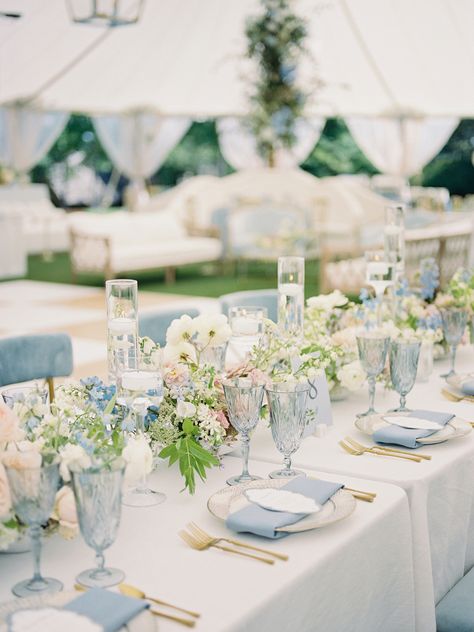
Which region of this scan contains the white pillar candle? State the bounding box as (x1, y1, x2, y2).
(108, 317, 136, 336)
(121, 371, 158, 391)
(384, 225, 402, 236)
(366, 261, 389, 276)
(278, 282, 303, 297)
(232, 317, 259, 336)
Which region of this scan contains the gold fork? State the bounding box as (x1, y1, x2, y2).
(187, 522, 288, 561)
(339, 439, 422, 462)
(345, 437, 432, 461)
(179, 528, 275, 565)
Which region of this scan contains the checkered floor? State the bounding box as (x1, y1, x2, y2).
(0, 281, 219, 381)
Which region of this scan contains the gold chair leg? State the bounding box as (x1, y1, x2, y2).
(46, 377, 55, 403)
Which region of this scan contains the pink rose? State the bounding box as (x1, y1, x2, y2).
(164, 365, 191, 386)
(0, 403, 24, 446)
(0, 462, 12, 519)
(216, 410, 229, 430)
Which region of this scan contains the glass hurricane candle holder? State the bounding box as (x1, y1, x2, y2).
(228, 306, 267, 364)
(278, 256, 305, 340)
(106, 279, 139, 384)
(384, 205, 405, 279)
(365, 250, 395, 326)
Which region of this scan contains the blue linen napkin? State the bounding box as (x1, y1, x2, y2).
(226, 477, 343, 539)
(64, 588, 149, 632)
(374, 409, 454, 449)
(461, 380, 474, 396)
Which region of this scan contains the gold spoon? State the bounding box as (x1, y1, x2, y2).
(119, 582, 201, 619)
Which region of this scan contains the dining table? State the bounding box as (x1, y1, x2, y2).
(243, 345, 474, 632)
(0, 459, 416, 632)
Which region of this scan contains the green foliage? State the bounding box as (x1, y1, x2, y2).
(245, 0, 308, 164)
(159, 421, 219, 494)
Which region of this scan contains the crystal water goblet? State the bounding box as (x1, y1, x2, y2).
(356, 333, 390, 417)
(116, 367, 165, 506)
(200, 342, 228, 375)
(71, 459, 125, 588)
(265, 382, 309, 479)
(439, 307, 468, 378)
(389, 339, 421, 411)
(222, 378, 265, 486)
(4, 460, 63, 597)
(2, 385, 49, 409)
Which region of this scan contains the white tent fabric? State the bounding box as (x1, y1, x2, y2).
(346, 116, 460, 176)
(92, 112, 191, 184)
(0, 105, 68, 174)
(0, 0, 473, 118)
(217, 117, 326, 169)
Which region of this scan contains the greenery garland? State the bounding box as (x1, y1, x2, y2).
(245, 0, 308, 166)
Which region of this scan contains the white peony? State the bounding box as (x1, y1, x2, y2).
(162, 342, 197, 365)
(176, 400, 197, 418)
(59, 444, 91, 482)
(194, 314, 232, 348)
(307, 290, 348, 311)
(122, 436, 153, 483)
(166, 315, 197, 346)
(337, 360, 366, 391)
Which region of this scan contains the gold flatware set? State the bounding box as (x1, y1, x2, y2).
(179, 522, 287, 565)
(339, 437, 431, 463)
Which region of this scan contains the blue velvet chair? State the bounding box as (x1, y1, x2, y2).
(0, 333, 73, 401)
(139, 307, 200, 347)
(436, 567, 474, 631)
(219, 289, 279, 323)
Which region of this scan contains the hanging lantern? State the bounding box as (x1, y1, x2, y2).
(67, 0, 144, 27)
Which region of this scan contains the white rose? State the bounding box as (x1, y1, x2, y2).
(166, 315, 196, 346)
(123, 436, 153, 483)
(59, 444, 91, 482)
(51, 486, 78, 539)
(0, 463, 12, 520)
(176, 400, 197, 418)
(337, 360, 366, 391)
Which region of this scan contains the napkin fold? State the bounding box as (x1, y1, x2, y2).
(374, 409, 454, 449)
(64, 588, 149, 632)
(226, 477, 343, 539)
(460, 380, 474, 396)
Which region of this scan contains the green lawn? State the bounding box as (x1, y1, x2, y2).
(25, 253, 321, 298)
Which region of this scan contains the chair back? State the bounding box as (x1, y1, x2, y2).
(220, 289, 278, 323)
(139, 307, 200, 347)
(0, 334, 73, 394)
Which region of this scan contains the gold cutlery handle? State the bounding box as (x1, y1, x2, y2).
(377, 445, 431, 460)
(148, 596, 200, 618)
(224, 538, 289, 561)
(344, 487, 376, 498)
(150, 608, 196, 627)
(372, 448, 421, 462)
(350, 492, 375, 502)
(213, 543, 275, 564)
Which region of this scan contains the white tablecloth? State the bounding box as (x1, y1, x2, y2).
(0, 460, 416, 632)
(245, 346, 474, 632)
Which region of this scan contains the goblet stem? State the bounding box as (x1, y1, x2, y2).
(399, 394, 407, 411)
(30, 524, 45, 588)
(96, 551, 105, 573)
(284, 455, 292, 472)
(450, 345, 457, 375)
(368, 376, 376, 413)
(240, 432, 250, 479)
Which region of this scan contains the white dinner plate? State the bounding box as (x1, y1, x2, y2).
(0, 591, 156, 632)
(355, 412, 471, 445)
(381, 415, 445, 431)
(207, 479, 356, 533)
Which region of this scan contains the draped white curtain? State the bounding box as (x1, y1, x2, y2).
(0, 105, 69, 176)
(217, 117, 325, 170)
(346, 117, 459, 177)
(93, 111, 191, 186)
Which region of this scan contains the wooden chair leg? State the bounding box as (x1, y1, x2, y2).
(165, 266, 176, 284)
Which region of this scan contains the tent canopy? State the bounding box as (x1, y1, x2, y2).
(0, 0, 473, 118)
